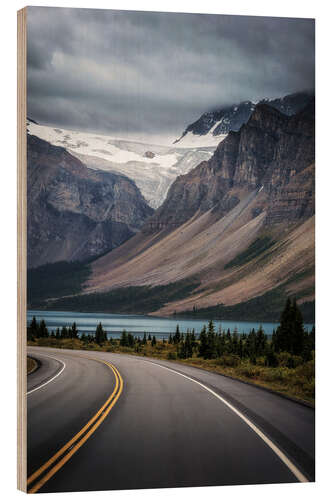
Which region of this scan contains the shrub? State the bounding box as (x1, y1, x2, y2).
(294, 360, 315, 381)
(217, 354, 240, 367)
(262, 367, 288, 383)
(237, 365, 262, 378)
(277, 352, 303, 368)
(265, 350, 279, 367)
(167, 352, 177, 360)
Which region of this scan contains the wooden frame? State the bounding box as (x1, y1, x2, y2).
(17, 7, 27, 493)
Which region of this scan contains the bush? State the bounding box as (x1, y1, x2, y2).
(167, 352, 177, 360)
(265, 350, 279, 367)
(294, 360, 315, 381)
(262, 367, 288, 383)
(217, 354, 240, 367)
(237, 364, 262, 378)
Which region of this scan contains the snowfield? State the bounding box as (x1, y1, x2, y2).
(27, 121, 216, 208)
(173, 120, 227, 148)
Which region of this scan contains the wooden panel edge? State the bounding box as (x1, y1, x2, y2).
(17, 6, 27, 493)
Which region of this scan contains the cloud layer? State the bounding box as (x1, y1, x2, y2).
(27, 7, 315, 140)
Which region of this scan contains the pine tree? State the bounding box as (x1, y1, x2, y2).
(151, 335, 157, 347)
(127, 333, 134, 347)
(174, 325, 181, 344)
(275, 298, 293, 352)
(231, 328, 238, 354)
(291, 298, 306, 355)
(39, 319, 49, 338)
(238, 338, 243, 358)
(206, 320, 217, 359)
(71, 322, 79, 339)
(95, 322, 107, 345)
(184, 332, 193, 358)
(120, 330, 129, 346)
(27, 316, 38, 341)
(275, 298, 306, 355)
(178, 340, 186, 359)
(217, 332, 226, 357)
(191, 329, 196, 349)
(265, 345, 278, 367)
(61, 326, 68, 339)
(199, 325, 208, 358)
(256, 325, 267, 356)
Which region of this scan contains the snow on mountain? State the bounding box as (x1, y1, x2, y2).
(174, 91, 314, 147)
(27, 121, 215, 209)
(172, 127, 227, 148)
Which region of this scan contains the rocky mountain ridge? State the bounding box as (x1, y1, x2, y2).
(80, 99, 315, 318)
(27, 134, 154, 268)
(174, 91, 314, 147)
(148, 100, 314, 231)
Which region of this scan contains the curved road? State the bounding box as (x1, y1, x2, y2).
(27, 347, 315, 493)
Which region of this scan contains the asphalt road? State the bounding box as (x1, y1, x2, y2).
(27, 347, 315, 493)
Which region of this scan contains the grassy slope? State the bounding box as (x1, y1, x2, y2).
(224, 236, 276, 269)
(33, 278, 201, 314)
(27, 225, 314, 322)
(28, 260, 91, 307)
(176, 286, 315, 323)
(32, 277, 314, 323)
(27, 356, 38, 374)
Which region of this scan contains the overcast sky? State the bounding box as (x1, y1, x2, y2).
(27, 7, 315, 141)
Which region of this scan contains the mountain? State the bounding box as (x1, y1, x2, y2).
(174, 91, 314, 148)
(27, 120, 214, 209)
(27, 134, 153, 268)
(67, 100, 314, 320)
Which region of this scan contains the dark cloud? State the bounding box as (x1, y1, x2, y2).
(27, 7, 315, 139)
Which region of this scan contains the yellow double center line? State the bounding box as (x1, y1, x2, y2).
(27, 357, 123, 494)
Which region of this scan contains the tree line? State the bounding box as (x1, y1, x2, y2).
(27, 318, 107, 344)
(172, 298, 315, 365)
(27, 298, 315, 367)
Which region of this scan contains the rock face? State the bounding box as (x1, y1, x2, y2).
(143, 151, 155, 158)
(174, 91, 314, 145)
(49, 98, 315, 318)
(148, 100, 314, 231)
(27, 134, 154, 268)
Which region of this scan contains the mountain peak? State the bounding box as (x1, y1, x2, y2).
(174, 91, 314, 147)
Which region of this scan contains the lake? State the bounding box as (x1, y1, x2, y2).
(27, 310, 314, 339)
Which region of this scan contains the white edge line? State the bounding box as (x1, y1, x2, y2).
(27, 353, 66, 395)
(143, 359, 309, 483)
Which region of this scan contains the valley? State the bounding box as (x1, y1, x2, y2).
(28, 95, 315, 322)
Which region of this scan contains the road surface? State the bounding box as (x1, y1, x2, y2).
(27, 347, 315, 493)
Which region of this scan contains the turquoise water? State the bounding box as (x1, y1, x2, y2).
(27, 310, 313, 339)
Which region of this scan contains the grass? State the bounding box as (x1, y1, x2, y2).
(35, 278, 200, 314)
(28, 337, 315, 406)
(27, 356, 38, 374)
(176, 286, 315, 323)
(224, 236, 276, 269)
(28, 260, 91, 307)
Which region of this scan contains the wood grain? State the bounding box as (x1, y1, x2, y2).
(17, 7, 27, 493)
